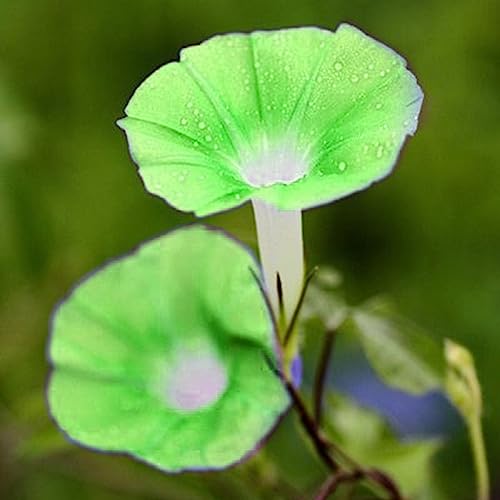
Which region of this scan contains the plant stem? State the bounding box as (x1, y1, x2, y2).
(283, 375, 403, 500)
(283, 377, 338, 471)
(469, 415, 489, 500)
(314, 470, 362, 500)
(313, 329, 336, 425)
(251, 199, 304, 327)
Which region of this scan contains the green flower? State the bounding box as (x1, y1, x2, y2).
(119, 24, 421, 216)
(47, 226, 289, 471)
(118, 23, 423, 345)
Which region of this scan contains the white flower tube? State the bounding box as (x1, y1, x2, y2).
(252, 198, 304, 329)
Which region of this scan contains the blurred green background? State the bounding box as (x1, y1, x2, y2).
(1, 0, 499, 498)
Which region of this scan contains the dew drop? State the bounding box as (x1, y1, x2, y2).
(334, 62, 343, 71)
(205, 134, 212, 142)
(338, 161, 347, 172)
(198, 121, 206, 129)
(375, 102, 383, 110)
(186, 101, 193, 109)
(380, 70, 386, 77)
(350, 74, 359, 83)
(376, 145, 384, 158)
(180, 117, 188, 126)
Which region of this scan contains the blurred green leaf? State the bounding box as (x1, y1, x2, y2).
(348, 298, 445, 395)
(16, 427, 71, 460)
(301, 267, 348, 333)
(324, 393, 441, 498)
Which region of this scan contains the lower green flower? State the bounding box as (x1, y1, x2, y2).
(47, 226, 289, 471)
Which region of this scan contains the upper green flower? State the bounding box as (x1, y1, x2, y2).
(48, 226, 288, 472)
(118, 24, 423, 216)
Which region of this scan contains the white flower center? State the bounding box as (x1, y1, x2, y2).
(165, 346, 227, 412)
(240, 142, 309, 187)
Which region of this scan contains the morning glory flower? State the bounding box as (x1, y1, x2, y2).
(47, 226, 288, 471)
(118, 24, 423, 332)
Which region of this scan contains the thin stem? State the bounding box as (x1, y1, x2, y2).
(364, 469, 403, 500)
(283, 266, 318, 346)
(272, 361, 404, 500)
(283, 377, 338, 471)
(469, 415, 489, 500)
(315, 470, 362, 500)
(313, 329, 336, 425)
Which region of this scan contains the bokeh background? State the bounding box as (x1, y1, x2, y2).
(1, 0, 499, 498)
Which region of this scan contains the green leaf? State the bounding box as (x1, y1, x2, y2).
(48, 226, 289, 472)
(119, 24, 423, 216)
(348, 299, 445, 395)
(324, 393, 441, 498)
(300, 267, 348, 332)
(16, 428, 72, 459)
